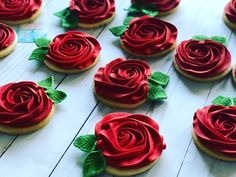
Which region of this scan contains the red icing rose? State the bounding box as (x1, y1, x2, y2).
(0, 23, 15, 50)
(120, 16, 177, 56)
(174, 39, 231, 78)
(0, 81, 53, 128)
(94, 58, 151, 104)
(47, 31, 101, 70)
(0, 0, 42, 21)
(193, 105, 236, 158)
(95, 112, 166, 169)
(224, 0, 236, 23)
(69, 0, 115, 24)
(131, 0, 180, 13)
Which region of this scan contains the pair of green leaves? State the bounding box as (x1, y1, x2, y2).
(212, 96, 236, 106)
(37, 76, 67, 104)
(147, 72, 170, 101)
(74, 135, 106, 177)
(54, 7, 79, 29)
(29, 38, 51, 62)
(125, 0, 158, 17)
(192, 35, 227, 45)
(109, 16, 133, 37)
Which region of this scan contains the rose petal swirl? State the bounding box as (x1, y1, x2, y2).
(121, 16, 177, 55)
(131, 0, 180, 13)
(47, 31, 101, 70)
(95, 112, 166, 169)
(224, 0, 236, 23)
(94, 58, 151, 104)
(0, 0, 42, 21)
(174, 39, 231, 78)
(0, 81, 53, 128)
(193, 105, 236, 158)
(69, 0, 115, 24)
(0, 23, 15, 50)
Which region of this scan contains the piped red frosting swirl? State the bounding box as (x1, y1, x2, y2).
(95, 112, 166, 169)
(94, 58, 151, 104)
(174, 39, 231, 78)
(193, 105, 236, 158)
(224, 0, 236, 23)
(69, 0, 115, 24)
(131, 0, 180, 13)
(47, 31, 101, 70)
(120, 16, 177, 56)
(0, 81, 53, 128)
(0, 23, 16, 50)
(0, 0, 42, 21)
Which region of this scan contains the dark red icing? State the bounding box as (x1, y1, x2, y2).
(0, 81, 53, 128)
(174, 39, 231, 78)
(0, 0, 42, 21)
(69, 0, 115, 24)
(0, 23, 15, 50)
(120, 16, 177, 56)
(193, 105, 236, 158)
(95, 112, 166, 169)
(224, 0, 236, 23)
(47, 31, 101, 70)
(131, 0, 180, 13)
(94, 58, 151, 104)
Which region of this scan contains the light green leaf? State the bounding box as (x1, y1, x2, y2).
(192, 35, 209, 41)
(147, 85, 167, 101)
(212, 96, 234, 106)
(109, 25, 127, 37)
(74, 135, 97, 153)
(34, 38, 51, 48)
(29, 47, 48, 61)
(141, 9, 158, 17)
(46, 89, 67, 104)
(123, 16, 133, 27)
(148, 72, 170, 87)
(210, 36, 227, 45)
(83, 150, 106, 177)
(54, 7, 70, 18)
(37, 76, 54, 90)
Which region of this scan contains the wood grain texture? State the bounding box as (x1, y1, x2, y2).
(0, 0, 236, 177)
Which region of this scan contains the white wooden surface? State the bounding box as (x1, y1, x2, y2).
(0, 0, 236, 177)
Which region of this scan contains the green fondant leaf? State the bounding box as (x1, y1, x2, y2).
(141, 9, 158, 17)
(147, 85, 167, 101)
(74, 135, 97, 153)
(192, 35, 209, 41)
(54, 8, 70, 18)
(37, 76, 54, 90)
(34, 38, 51, 48)
(83, 150, 106, 177)
(212, 96, 234, 106)
(45, 89, 67, 104)
(123, 16, 133, 27)
(149, 72, 170, 87)
(109, 25, 127, 37)
(29, 47, 48, 61)
(210, 36, 227, 45)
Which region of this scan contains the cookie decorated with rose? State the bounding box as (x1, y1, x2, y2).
(0, 76, 66, 135)
(74, 112, 166, 177)
(126, 0, 181, 17)
(173, 35, 232, 82)
(0, 0, 42, 25)
(193, 96, 236, 161)
(94, 58, 170, 109)
(29, 31, 101, 74)
(0, 23, 17, 58)
(224, 0, 236, 30)
(110, 16, 178, 57)
(54, 0, 115, 29)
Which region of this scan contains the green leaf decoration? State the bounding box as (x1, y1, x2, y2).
(123, 16, 133, 27)
(74, 135, 97, 153)
(29, 47, 48, 61)
(46, 89, 67, 104)
(212, 96, 235, 106)
(37, 76, 54, 90)
(148, 72, 170, 87)
(109, 25, 127, 37)
(147, 85, 167, 101)
(192, 35, 227, 45)
(83, 150, 106, 177)
(141, 9, 158, 17)
(34, 38, 51, 48)
(54, 7, 79, 29)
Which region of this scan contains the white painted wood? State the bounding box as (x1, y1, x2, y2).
(0, 0, 236, 177)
